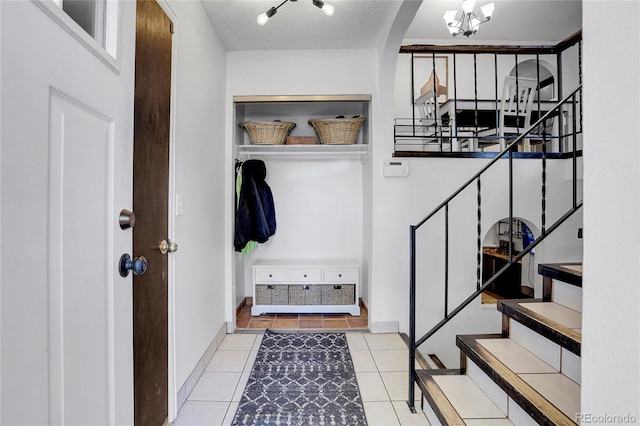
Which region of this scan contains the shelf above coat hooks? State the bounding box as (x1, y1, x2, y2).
(237, 144, 368, 161)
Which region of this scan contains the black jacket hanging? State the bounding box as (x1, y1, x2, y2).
(234, 159, 276, 252)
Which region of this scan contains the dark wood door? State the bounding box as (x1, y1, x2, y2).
(133, 1, 172, 424)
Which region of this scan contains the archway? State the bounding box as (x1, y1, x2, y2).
(481, 217, 539, 303)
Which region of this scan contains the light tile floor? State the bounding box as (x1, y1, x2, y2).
(172, 332, 431, 426)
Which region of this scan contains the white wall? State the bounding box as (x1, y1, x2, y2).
(238, 158, 363, 266)
(582, 1, 640, 419)
(166, 0, 228, 407)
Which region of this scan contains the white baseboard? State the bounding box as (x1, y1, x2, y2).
(370, 321, 399, 333)
(176, 322, 228, 411)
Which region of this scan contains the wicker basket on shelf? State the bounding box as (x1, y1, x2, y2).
(240, 121, 296, 145)
(308, 116, 366, 145)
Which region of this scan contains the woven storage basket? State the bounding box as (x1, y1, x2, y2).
(321, 284, 355, 305)
(256, 285, 288, 305)
(240, 121, 296, 145)
(288, 285, 322, 305)
(308, 117, 366, 145)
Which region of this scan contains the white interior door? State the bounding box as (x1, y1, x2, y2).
(1, 1, 136, 424)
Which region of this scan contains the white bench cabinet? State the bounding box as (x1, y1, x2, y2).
(251, 259, 360, 316)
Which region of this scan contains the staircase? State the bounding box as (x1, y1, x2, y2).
(417, 263, 582, 425)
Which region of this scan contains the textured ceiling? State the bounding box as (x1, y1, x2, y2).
(201, 0, 582, 51)
(201, 0, 402, 51)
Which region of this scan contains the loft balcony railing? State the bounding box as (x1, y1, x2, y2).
(395, 31, 582, 156)
(407, 84, 583, 411)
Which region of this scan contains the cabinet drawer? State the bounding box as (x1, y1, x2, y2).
(255, 269, 287, 282)
(321, 284, 355, 305)
(324, 269, 356, 283)
(255, 285, 289, 305)
(289, 269, 321, 282)
(288, 285, 322, 305)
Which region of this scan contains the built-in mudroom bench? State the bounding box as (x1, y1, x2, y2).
(251, 259, 360, 316)
(232, 94, 370, 326)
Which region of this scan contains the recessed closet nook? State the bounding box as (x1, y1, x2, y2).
(233, 95, 371, 325)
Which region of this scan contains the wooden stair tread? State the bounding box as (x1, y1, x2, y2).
(416, 370, 510, 425)
(464, 419, 515, 426)
(520, 373, 581, 423)
(499, 299, 582, 355)
(472, 338, 558, 374)
(456, 334, 579, 425)
(416, 370, 465, 425)
(538, 263, 582, 287)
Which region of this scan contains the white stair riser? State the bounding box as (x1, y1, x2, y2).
(562, 348, 581, 385)
(467, 361, 508, 415)
(510, 321, 561, 370)
(507, 396, 539, 425)
(466, 360, 538, 425)
(421, 394, 443, 426)
(553, 280, 582, 312)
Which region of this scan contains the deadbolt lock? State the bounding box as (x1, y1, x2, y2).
(119, 209, 136, 230)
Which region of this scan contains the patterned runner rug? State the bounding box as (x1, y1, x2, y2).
(232, 330, 368, 425)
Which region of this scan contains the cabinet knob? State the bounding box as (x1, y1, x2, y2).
(338, 273, 342, 277)
(303, 274, 307, 277)
(269, 274, 273, 277)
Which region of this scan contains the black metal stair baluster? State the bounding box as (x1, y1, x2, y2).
(543, 119, 548, 234)
(474, 54, 479, 136)
(432, 52, 440, 151)
(536, 54, 541, 140)
(444, 203, 449, 318)
(408, 225, 417, 413)
(572, 92, 578, 208)
(493, 53, 498, 150)
(578, 40, 583, 133)
(453, 53, 458, 146)
(411, 53, 416, 140)
(509, 145, 514, 263)
(514, 54, 520, 137)
(477, 177, 482, 290)
(557, 50, 565, 153)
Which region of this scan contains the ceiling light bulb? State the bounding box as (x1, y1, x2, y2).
(481, 2, 495, 19)
(257, 7, 277, 26)
(257, 13, 270, 25)
(470, 17, 481, 31)
(461, 0, 476, 14)
(321, 2, 334, 16)
(443, 10, 458, 25)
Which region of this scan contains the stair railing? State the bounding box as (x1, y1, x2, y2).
(408, 85, 583, 412)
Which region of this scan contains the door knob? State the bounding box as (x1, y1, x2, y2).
(119, 254, 147, 277)
(158, 239, 178, 255)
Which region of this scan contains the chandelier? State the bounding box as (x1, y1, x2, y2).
(443, 0, 495, 37)
(257, 0, 335, 26)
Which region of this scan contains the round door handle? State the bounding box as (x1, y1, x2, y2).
(159, 239, 179, 255)
(119, 254, 147, 277)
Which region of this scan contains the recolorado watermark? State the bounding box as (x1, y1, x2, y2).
(576, 413, 638, 424)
